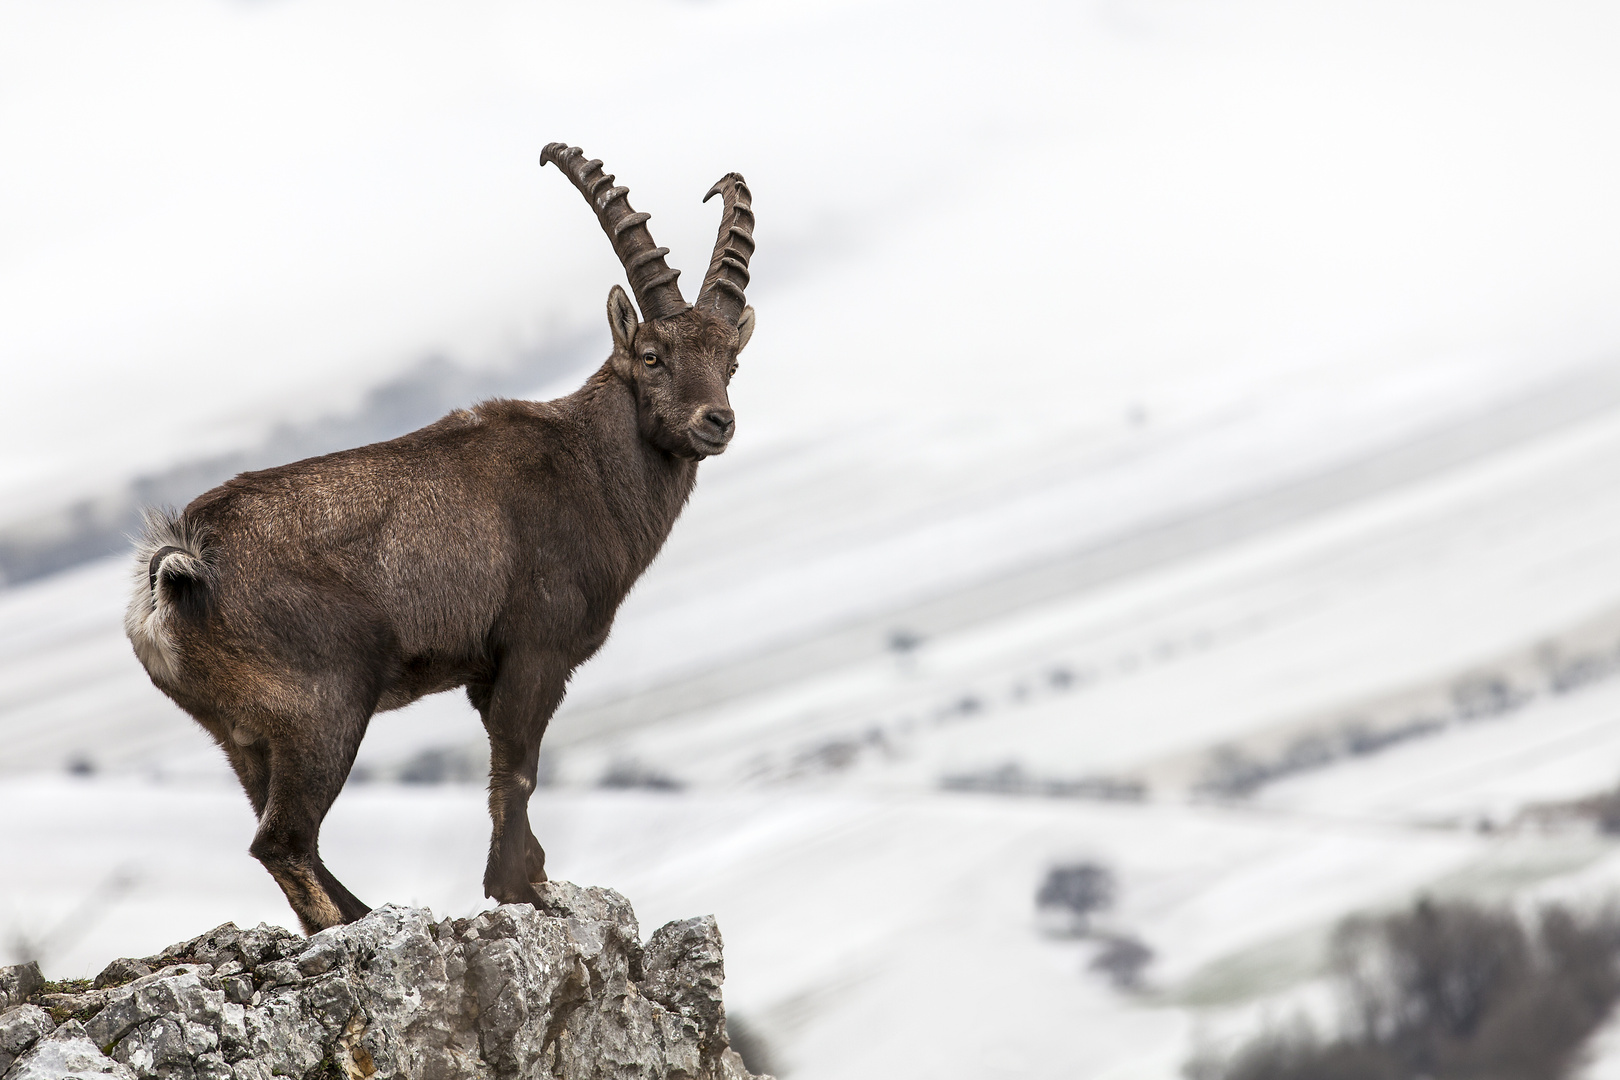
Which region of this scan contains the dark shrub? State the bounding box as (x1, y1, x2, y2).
(597, 760, 684, 791)
(1340, 898, 1532, 1043)
(398, 745, 485, 785)
(1036, 862, 1115, 936)
(1200, 1028, 1403, 1080)
(1192, 898, 1620, 1080)
(1090, 933, 1155, 991)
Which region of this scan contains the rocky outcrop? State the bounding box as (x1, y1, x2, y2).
(0, 965, 43, 1015)
(0, 882, 767, 1080)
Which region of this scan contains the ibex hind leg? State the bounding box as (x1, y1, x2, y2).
(221, 739, 271, 817)
(471, 653, 566, 907)
(247, 713, 373, 934)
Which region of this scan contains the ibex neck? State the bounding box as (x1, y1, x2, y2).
(571, 364, 699, 565)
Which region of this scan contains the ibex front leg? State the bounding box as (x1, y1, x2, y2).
(474, 651, 567, 907)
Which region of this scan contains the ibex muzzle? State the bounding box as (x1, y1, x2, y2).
(124, 143, 756, 934)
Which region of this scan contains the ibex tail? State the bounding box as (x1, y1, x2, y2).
(125, 508, 214, 685)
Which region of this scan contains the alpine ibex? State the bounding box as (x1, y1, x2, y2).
(124, 144, 756, 933)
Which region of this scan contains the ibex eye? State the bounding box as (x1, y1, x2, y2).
(643, 353, 659, 367)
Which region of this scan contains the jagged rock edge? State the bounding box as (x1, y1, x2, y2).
(0, 882, 769, 1080)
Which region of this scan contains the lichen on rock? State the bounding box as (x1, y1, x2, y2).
(0, 882, 768, 1080)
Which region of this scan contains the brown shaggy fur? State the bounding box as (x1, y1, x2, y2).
(127, 280, 754, 933)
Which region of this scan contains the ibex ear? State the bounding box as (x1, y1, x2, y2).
(607, 285, 639, 355)
(736, 306, 756, 353)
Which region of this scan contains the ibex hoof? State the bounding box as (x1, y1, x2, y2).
(487, 882, 546, 908)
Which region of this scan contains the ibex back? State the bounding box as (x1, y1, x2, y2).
(124, 144, 757, 933)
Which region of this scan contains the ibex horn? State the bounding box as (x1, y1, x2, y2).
(541, 143, 689, 321)
(696, 173, 755, 324)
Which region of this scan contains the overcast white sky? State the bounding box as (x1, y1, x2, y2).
(4, 0, 1620, 520)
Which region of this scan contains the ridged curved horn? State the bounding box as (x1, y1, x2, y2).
(541, 143, 688, 320)
(696, 172, 755, 324)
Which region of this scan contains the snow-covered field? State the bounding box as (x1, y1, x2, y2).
(9, 1, 1620, 1077)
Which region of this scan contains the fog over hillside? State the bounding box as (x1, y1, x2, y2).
(8, 2, 1620, 1077)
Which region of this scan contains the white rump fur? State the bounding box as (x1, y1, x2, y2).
(125, 507, 212, 685)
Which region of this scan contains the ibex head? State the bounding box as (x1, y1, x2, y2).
(542, 144, 756, 460)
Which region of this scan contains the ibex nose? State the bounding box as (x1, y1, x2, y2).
(703, 408, 735, 438)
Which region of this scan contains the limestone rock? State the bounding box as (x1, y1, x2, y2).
(0, 883, 770, 1080)
(0, 1005, 56, 1075)
(2, 1020, 137, 1079)
(643, 918, 728, 1063)
(0, 964, 44, 1013)
(92, 962, 151, 992)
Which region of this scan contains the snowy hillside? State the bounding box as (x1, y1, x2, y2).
(9, 2, 1620, 1078)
